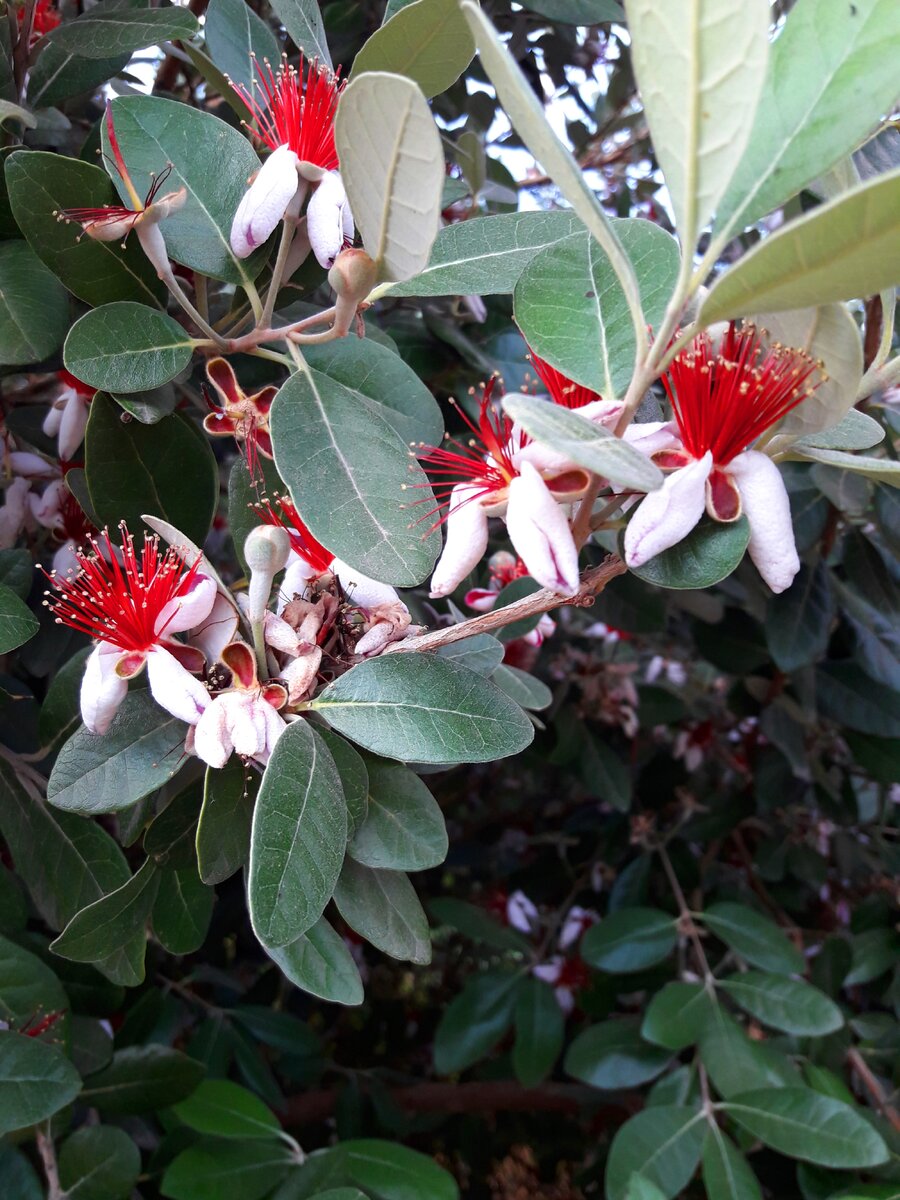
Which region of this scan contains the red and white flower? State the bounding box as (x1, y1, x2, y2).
(193, 641, 286, 768)
(624, 323, 823, 593)
(203, 357, 276, 473)
(30, 479, 95, 578)
(58, 106, 186, 278)
(45, 527, 215, 734)
(465, 551, 555, 647)
(42, 370, 93, 463)
(230, 57, 352, 268)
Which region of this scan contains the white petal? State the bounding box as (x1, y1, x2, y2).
(229, 694, 268, 759)
(52, 540, 80, 579)
(505, 462, 580, 595)
(532, 958, 563, 985)
(42, 397, 65, 438)
(190, 590, 240, 664)
(331, 558, 400, 610)
(429, 485, 490, 599)
(155, 575, 217, 637)
(57, 393, 89, 461)
(8, 451, 57, 479)
(80, 643, 130, 735)
(136, 222, 170, 279)
(29, 479, 66, 530)
(728, 450, 800, 594)
(355, 622, 394, 656)
(623, 419, 681, 457)
(193, 696, 234, 769)
(507, 889, 538, 932)
(0, 477, 31, 549)
(307, 171, 352, 269)
(277, 553, 321, 613)
(230, 145, 300, 259)
(578, 398, 625, 429)
(146, 645, 209, 725)
(623, 452, 712, 569)
(259, 703, 286, 763)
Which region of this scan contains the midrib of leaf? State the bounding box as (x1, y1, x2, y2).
(640, 1110, 706, 1180)
(373, 87, 415, 267)
(682, 0, 701, 251)
(724, 1100, 859, 1149)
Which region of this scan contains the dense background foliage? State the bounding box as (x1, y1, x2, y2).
(1, 0, 899, 1198)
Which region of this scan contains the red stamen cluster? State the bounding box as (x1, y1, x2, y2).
(529, 350, 601, 410)
(235, 56, 343, 168)
(257, 496, 333, 573)
(57, 369, 95, 398)
(18, 0, 60, 42)
(60, 164, 174, 236)
(45, 525, 203, 652)
(414, 379, 520, 529)
(663, 322, 823, 466)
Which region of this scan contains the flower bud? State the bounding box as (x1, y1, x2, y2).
(328, 248, 378, 337)
(245, 525, 291, 622)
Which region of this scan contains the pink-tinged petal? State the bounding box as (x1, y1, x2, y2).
(355, 622, 393, 656)
(727, 450, 800, 594)
(29, 478, 66, 530)
(623, 419, 681, 458)
(81, 643, 129, 734)
(464, 588, 498, 613)
(8, 451, 58, 479)
(307, 170, 351, 269)
(190, 590, 239, 664)
(578, 398, 625, 429)
(230, 145, 300, 258)
(146, 645, 210, 725)
(277, 552, 324, 612)
(193, 695, 234, 769)
(42, 398, 65, 438)
(505, 462, 580, 596)
(0, 477, 31, 549)
(155, 574, 217, 637)
(429, 485, 490, 599)
(206, 357, 242, 406)
(281, 648, 322, 703)
(532, 958, 563, 986)
(229, 693, 268, 759)
(507, 889, 538, 932)
(263, 610, 304, 655)
(331, 558, 400, 610)
(623, 451, 712, 569)
(221, 640, 258, 689)
(160, 639, 206, 674)
(136, 222, 170, 278)
(259, 702, 286, 762)
(513, 438, 578, 474)
(57, 393, 89, 462)
(203, 413, 239, 438)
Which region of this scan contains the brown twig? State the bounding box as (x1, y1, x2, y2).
(385, 556, 627, 655)
(36, 1126, 62, 1200)
(847, 1047, 900, 1134)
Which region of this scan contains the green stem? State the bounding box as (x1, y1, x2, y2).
(260, 216, 297, 330)
(163, 271, 228, 348)
(252, 617, 269, 681)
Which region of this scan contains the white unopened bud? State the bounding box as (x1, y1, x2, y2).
(245, 526, 291, 622)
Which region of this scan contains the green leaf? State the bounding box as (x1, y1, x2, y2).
(701, 1129, 762, 1200)
(47, 2, 199, 57)
(702, 901, 804, 975)
(0, 758, 131, 933)
(436, 634, 505, 676)
(143, 783, 201, 869)
(627, 516, 751, 590)
(512, 977, 565, 1086)
(85, 397, 217, 545)
(699, 1013, 799, 1099)
(26, 42, 130, 109)
(47, 691, 189, 816)
(845, 927, 900, 985)
(627, 0, 769, 254)
(266, 916, 365, 1006)
(204, 0, 279, 91)
(312, 654, 534, 764)
(0, 1142, 44, 1199)
(335, 71, 443, 283)
(105, 95, 266, 285)
(761, 305, 864, 441)
(513, 221, 680, 401)
(58, 1125, 141, 1200)
(173, 1079, 281, 1140)
(348, 758, 447, 871)
(428, 897, 531, 953)
(794, 446, 900, 484)
(764, 562, 834, 672)
(581, 907, 677, 974)
(82, 1045, 204, 1114)
(38, 647, 91, 753)
(605, 1106, 707, 1200)
(502, 394, 664, 492)
(4, 151, 164, 307)
(433, 970, 520, 1074)
(701, 169, 900, 322)
(65, 304, 193, 393)
(333, 859, 431, 964)
(152, 866, 214, 955)
(352, 0, 473, 98)
(715, 0, 900, 237)
(723, 1088, 889, 1168)
(383, 210, 584, 298)
(642, 982, 719, 1051)
(270, 366, 440, 586)
(524, 0, 622, 22)
(269, 0, 330, 66)
(0, 585, 38, 654)
(0, 240, 69, 366)
(0, 1033, 82, 1136)
(718, 971, 844, 1035)
(816, 663, 900, 737)
(490, 664, 552, 712)
(51, 858, 160, 987)
(303, 336, 444, 447)
(161, 1139, 293, 1200)
(564, 1019, 671, 1090)
(249, 721, 346, 949)
(316, 729, 368, 838)
(338, 1140, 459, 1200)
(624, 1179, 667, 1200)
(790, 408, 884, 453)
(197, 761, 254, 885)
(0, 934, 69, 1034)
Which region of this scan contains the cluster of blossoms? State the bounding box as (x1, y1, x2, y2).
(44, 509, 418, 768)
(500, 890, 599, 1013)
(420, 324, 823, 606)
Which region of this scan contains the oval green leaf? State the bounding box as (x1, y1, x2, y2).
(46, 2, 199, 58)
(351, 0, 474, 99)
(332, 858, 431, 964)
(565, 1019, 672, 1091)
(0, 1034, 82, 1136)
(718, 971, 844, 1036)
(581, 907, 677, 974)
(702, 901, 804, 975)
(348, 757, 447, 871)
(0, 240, 69, 366)
(627, 516, 751, 591)
(605, 1106, 707, 1200)
(265, 916, 365, 1007)
(64, 303, 193, 393)
(723, 1088, 888, 1168)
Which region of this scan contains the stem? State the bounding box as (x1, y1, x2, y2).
(252, 617, 269, 681)
(244, 279, 264, 324)
(36, 1126, 62, 1200)
(384, 557, 627, 655)
(858, 353, 900, 402)
(657, 843, 714, 986)
(261, 215, 298, 330)
(570, 474, 603, 550)
(194, 272, 209, 323)
(162, 271, 228, 348)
